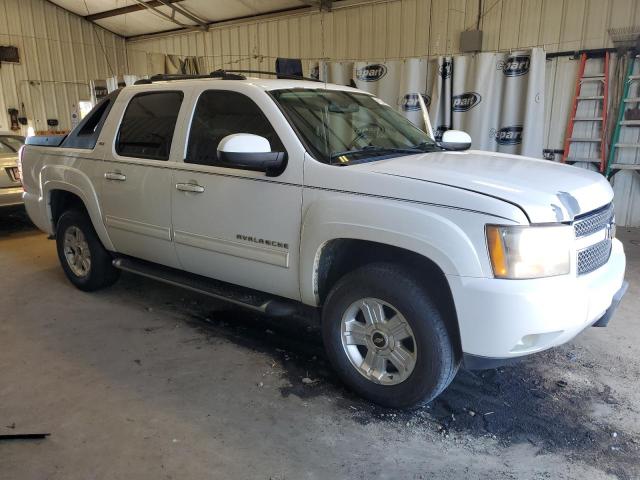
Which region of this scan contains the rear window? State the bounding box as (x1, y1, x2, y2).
(0, 135, 24, 153)
(116, 91, 183, 160)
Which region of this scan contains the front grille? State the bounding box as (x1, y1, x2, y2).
(573, 203, 614, 238)
(577, 239, 612, 275)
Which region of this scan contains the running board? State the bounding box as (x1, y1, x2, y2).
(112, 257, 298, 317)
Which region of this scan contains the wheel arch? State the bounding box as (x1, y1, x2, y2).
(44, 172, 114, 251)
(300, 197, 485, 303)
(310, 238, 462, 357)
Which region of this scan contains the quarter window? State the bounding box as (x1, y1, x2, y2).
(186, 90, 284, 166)
(62, 89, 120, 149)
(78, 99, 111, 137)
(116, 91, 183, 160)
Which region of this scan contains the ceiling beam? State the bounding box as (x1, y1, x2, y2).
(131, 0, 206, 31)
(156, 0, 208, 28)
(85, 0, 184, 22)
(125, 0, 371, 41)
(126, 4, 312, 40)
(298, 0, 332, 11)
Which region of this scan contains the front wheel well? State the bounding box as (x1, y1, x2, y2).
(316, 239, 461, 356)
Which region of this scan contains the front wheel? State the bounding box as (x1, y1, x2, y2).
(322, 263, 459, 409)
(56, 209, 120, 291)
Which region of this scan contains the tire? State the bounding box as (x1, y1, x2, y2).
(55, 209, 120, 291)
(322, 262, 459, 409)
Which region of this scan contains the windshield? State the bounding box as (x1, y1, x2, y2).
(271, 89, 438, 165)
(0, 135, 25, 154)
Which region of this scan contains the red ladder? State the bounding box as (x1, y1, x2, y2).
(562, 52, 610, 172)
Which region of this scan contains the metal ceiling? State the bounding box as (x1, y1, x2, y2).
(47, 0, 330, 38)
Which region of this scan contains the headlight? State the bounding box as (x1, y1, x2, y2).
(486, 224, 572, 279)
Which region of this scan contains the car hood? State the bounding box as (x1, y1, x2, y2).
(354, 150, 613, 223)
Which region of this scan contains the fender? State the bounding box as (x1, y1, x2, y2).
(299, 195, 487, 306)
(41, 164, 115, 251)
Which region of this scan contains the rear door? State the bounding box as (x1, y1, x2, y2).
(171, 87, 304, 300)
(97, 89, 187, 268)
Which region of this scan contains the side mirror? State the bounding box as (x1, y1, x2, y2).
(438, 130, 472, 151)
(217, 133, 287, 177)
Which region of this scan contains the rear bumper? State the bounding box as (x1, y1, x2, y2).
(0, 186, 23, 207)
(448, 238, 626, 359)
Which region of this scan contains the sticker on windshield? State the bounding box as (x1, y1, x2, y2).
(355, 124, 385, 138)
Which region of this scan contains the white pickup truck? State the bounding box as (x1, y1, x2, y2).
(19, 71, 627, 408)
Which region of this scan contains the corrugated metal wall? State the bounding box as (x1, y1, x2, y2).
(5, 0, 640, 133)
(0, 0, 127, 133)
(126, 0, 640, 75)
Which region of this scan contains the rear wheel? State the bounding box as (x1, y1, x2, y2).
(56, 209, 119, 291)
(322, 263, 459, 408)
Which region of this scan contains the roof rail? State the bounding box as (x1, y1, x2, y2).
(131, 69, 320, 85)
(133, 71, 246, 85)
(220, 69, 321, 82)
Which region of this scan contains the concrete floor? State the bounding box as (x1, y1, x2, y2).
(1, 207, 639, 480)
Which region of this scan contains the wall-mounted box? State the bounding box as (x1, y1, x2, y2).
(460, 30, 483, 52)
(0, 46, 19, 63)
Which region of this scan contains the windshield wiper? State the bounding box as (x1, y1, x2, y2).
(412, 141, 443, 151)
(330, 145, 424, 163)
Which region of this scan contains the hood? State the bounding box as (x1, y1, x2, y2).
(354, 150, 613, 223)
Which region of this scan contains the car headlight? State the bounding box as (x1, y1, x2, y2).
(485, 224, 572, 279)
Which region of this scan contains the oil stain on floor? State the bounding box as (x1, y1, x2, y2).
(177, 306, 639, 480)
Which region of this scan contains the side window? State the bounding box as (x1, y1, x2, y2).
(186, 90, 285, 166)
(116, 91, 183, 160)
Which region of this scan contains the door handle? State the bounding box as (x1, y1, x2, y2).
(104, 172, 126, 181)
(175, 183, 205, 193)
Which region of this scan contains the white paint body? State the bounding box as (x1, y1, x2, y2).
(20, 78, 626, 360)
(218, 133, 271, 153)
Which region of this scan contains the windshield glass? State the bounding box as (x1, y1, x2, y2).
(271, 89, 438, 165)
(0, 135, 25, 154)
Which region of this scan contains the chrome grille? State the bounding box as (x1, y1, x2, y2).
(573, 203, 614, 238)
(577, 239, 612, 275)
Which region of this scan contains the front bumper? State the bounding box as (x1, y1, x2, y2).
(0, 186, 23, 207)
(462, 280, 628, 369)
(447, 238, 626, 360)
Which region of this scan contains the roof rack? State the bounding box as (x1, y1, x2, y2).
(221, 69, 321, 82)
(133, 69, 320, 85)
(133, 71, 245, 85)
